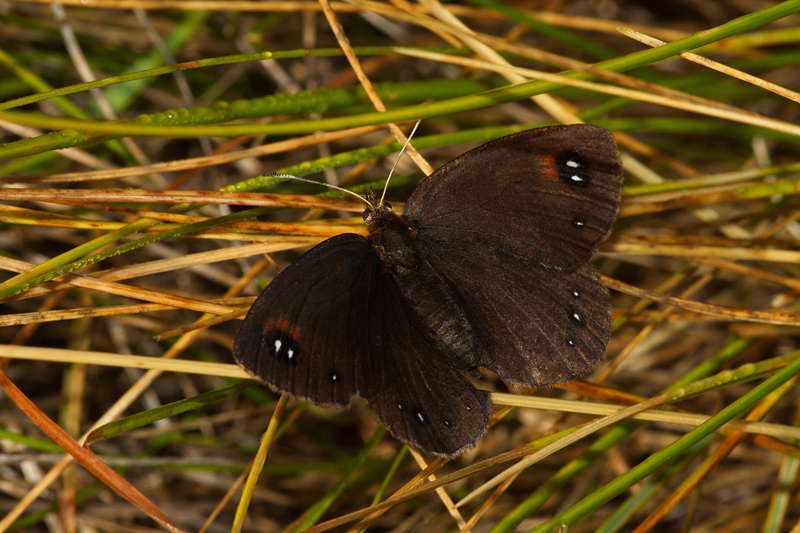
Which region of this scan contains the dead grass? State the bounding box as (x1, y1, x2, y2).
(2, 1, 800, 532)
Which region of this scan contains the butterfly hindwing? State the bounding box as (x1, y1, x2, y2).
(420, 242, 612, 386)
(365, 266, 491, 456)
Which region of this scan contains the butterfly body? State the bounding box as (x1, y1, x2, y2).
(364, 194, 483, 374)
(234, 124, 623, 456)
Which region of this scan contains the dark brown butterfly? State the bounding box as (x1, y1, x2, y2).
(234, 124, 623, 456)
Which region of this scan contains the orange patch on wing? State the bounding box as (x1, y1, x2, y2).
(270, 317, 303, 343)
(538, 153, 560, 182)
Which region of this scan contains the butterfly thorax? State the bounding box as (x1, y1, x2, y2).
(363, 202, 420, 269)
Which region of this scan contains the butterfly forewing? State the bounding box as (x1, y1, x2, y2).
(233, 234, 381, 406)
(421, 241, 612, 386)
(404, 125, 622, 269)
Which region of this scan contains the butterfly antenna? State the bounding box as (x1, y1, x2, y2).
(262, 172, 373, 208)
(379, 120, 422, 207)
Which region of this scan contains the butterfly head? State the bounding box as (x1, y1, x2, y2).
(362, 188, 395, 232)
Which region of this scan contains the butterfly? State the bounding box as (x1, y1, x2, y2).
(233, 124, 623, 457)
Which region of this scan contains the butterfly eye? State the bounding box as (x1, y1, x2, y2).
(384, 202, 392, 211)
(362, 209, 370, 221)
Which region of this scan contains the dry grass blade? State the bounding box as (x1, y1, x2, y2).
(603, 275, 800, 326)
(0, 371, 188, 533)
(456, 396, 669, 508)
(619, 28, 800, 104)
